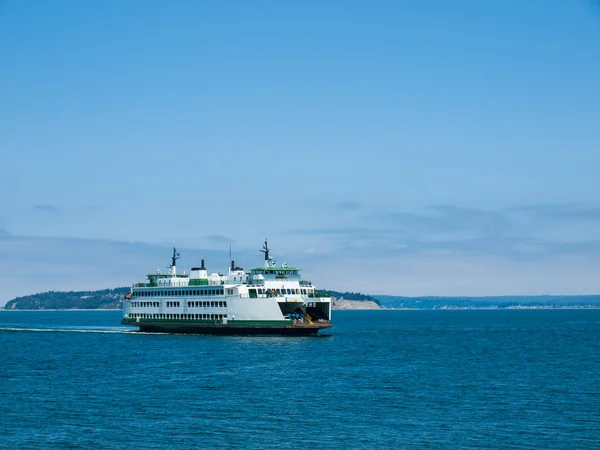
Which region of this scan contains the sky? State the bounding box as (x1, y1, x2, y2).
(1, 0, 600, 305)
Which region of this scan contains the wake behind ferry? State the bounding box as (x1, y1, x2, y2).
(122, 241, 332, 335)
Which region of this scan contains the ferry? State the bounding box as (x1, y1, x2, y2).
(121, 240, 332, 335)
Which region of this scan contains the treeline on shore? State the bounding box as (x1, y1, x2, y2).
(4, 288, 130, 310)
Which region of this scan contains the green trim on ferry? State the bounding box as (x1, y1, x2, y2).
(145, 274, 189, 278)
(189, 279, 209, 286)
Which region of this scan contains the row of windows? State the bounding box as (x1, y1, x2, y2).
(259, 288, 310, 295)
(133, 288, 224, 298)
(130, 313, 227, 320)
(130, 301, 227, 308)
(132, 302, 160, 308)
(251, 270, 299, 275)
(188, 301, 227, 308)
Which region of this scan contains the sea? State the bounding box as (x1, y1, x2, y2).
(1, 309, 599, 449)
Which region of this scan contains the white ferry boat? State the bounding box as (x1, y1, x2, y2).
(122, 241, 332, 335)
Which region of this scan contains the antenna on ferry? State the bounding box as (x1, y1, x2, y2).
(170, 247, 181, 275)
(260, 239, 270, 268)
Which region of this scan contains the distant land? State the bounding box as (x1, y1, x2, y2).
(3, 288, 129, 310)
(2, 289, 599, 310)
(2, 288, 379, 310)
(375, 295, 600, 309)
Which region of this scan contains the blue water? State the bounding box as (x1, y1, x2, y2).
(1, 310, 599, 449)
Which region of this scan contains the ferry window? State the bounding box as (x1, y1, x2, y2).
(224, 301, 227, 307)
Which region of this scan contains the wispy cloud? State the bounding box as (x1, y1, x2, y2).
(333, 201, 363, 211)
(291, 203, 600, 260)
(33, 204, 58, 213)
(509, 203, 600, 221)
(206, 234, 235, 245)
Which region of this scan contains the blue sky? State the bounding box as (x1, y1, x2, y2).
(1, 0, 600, 305)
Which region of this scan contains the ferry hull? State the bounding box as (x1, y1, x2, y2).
(122, 319, 331, 336)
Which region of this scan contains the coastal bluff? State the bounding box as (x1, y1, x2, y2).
(332, 298, 382, 310)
